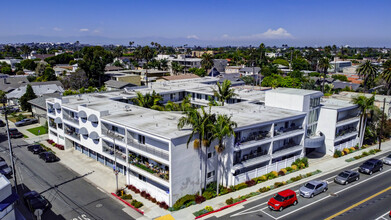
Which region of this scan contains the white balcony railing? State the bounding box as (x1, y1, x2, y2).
(127, 138, 169, 161)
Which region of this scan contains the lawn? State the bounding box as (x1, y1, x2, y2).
(27, 126, 48, 136)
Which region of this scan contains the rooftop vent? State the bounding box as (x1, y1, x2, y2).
(125, 105, 131, 111)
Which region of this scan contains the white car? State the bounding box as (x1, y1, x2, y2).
(383, 154, 391, 165)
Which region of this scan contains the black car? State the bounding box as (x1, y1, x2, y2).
(15, 118, 38, 127)
(0, 119, 5, 127)
(359, 159, 383, 175)
(1, 107, 19, 114)
(27, 144, 45, 154)
(334, 170, 360, 185)
(0, 161, 13, 178)
(23, 191, 50, 213)
(7, 128, 23, 138)
(39, 152, 57, 162)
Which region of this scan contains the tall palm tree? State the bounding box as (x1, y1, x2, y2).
(318, 57, 331, 93)
(211, 114, 237, 195)
(177, 107, 213, 195)
(212, 80, 237, 106)
(201, 53, 214, 75)
(356, 60, 379, 92)
(380, 60, 391, 95)
(171, 62, 184, 75)
(132, 91, 164, 110)
(352, 95, 375, 147)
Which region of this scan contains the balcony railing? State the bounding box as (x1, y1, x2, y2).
(128, 156, 169, 181)
(102, 128, 125, 143)
(235, 131, 271, 145)
(336, 127, 357, 137)
(337, 113, 360, 123)
(49, 123, 56, 129)
(63, 114, 79, 125)
(127, 138, 169, 161)
(102, 146, 126, 161)
(234, 149, 269, 166)
(48, 108, 55, 115)
(274, 125, 303, 136)
(65, 129, 80, 140)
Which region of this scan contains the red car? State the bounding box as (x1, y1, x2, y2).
(268, 189, 298, 211)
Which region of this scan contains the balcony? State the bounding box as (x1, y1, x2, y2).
(235, 131, 271, 149)
(102, 128, 125, 143)
(335, 127, 358, 141)
(63, 114, 79, 125)
(304, 133, 325, 149)
(274, 125, 303, 137)
(48, 108, 55, 115)
(272, 144, 303, 159)
(127, 138, 169, 161)
(65, 128, 80, 140)
(128, 154, 169, 181)
(337, 114, 360, 126)
(233, 153, 270, 170)
(102, 146, 127, 162)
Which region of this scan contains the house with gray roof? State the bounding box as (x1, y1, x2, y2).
(6, 81, 64, 105)
(104, 80, 136, 91)
(28, 93, 62, 125)
(0, 76, 29, 93)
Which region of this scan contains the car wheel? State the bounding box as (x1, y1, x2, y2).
(380, 167, 383, 171)
(279, 206, 283, 212)
(344, 181, 348, 185)
(369, 171, 373, 175)
(310, 194, 314, 198)
(323, 188, 328, 192)
(293, 200, 298, 206)
(356, 177, 359, 181)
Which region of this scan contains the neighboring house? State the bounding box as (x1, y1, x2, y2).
(0, 59, 20, 69)
(217, 73, 245, 87)
(309, 77, 335, 86)
(33, 54, 55, 61)
(0, 76, 29, 93)
(329, 61, 352, 72)
(46, 78, 359, 206)
(239, 67, 261, 76)
(265, 52, 283, 58)
(104, 80, 136, 91)
(225, 66, 243, 74)
(6, 81, 64, 105)
(156, 74, 200, 82)
(332, 81, 360, 91)
(213, 59, 228, 73)
(29, 93, 62, 125)
(0, 174, 19, 220)
(105, 66, 124, 72)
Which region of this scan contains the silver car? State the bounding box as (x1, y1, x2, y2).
(299, 180, 328, 198)
(383, 154, 391, 165)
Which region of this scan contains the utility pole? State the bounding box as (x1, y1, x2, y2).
(3, 100, 18, 194)
(379, 98, 386, 150)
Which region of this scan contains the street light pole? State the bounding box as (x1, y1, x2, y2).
(379, 98, 386, 150)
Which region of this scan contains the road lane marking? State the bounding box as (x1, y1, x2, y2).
(324, 186, 391, 220)
(261, 210, 277, 219)
(274, 168, 391, 220)
(375, 211, 390, 220)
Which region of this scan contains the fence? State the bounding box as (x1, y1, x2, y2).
(233, 155, 302, 185)
(334, 139, 358, 152)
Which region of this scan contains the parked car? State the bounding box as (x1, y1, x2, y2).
(359, 159, 383, 175)
(7, 128, 23, 138)
(382, 154, 391, 165)
(334, 170, 360, 185)
(0, 161, 12, 178)
(39, 152, 57, 162)
(23, 191, 50, 213)
(0, 119, 5, 127)
(299, 180, 328, 198)
(268, 189, 298, 211)
(15, 118, 38, 127)
(1, 107, 19, 114)
(27, 144, 45, 154)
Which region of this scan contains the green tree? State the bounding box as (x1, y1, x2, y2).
(20, 59, 37, 71)
(380, 60, 391, 95)
(20, 84, 37, 111)
(213, 80, 236, 106)
(356, 60, 379, 92)
(171, 62, 184, 75)
(132, 91, 163, 110)
(201, 53, 214, 74)
(272, 58, 289, 67)
(332, 74, 349, 82)
(318, 57, 331, 93)
(211, 114, 237, 195)
(292, 58, 310, 71)
(35, 62, 47, 76)
(188, 67, 206, 77)
(352, 95, 375, 147)
(78, 46, 114, 86)
(140, 46, 155, 85)
(240, 76, 255, 85)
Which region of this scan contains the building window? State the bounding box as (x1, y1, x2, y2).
(58, 123, 63, 130)
(138, 135, 145, 144)
(207, 171, 215, 178)
(138, 174, 146, 182)
(170, 94, 174, 100)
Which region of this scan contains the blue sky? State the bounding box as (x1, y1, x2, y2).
(1, 0, 390, 46)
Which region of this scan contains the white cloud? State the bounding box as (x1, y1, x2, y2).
(53, 27, 62, 31)
(93, 29, 100, 33)
(222, 28, 293, 40)
(79, 28, 89, 32)
(186, 35, 199, 39)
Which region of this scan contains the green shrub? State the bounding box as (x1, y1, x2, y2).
(354, 155, 361, 160)
(286, 167, 293, 172)
(369, 149, 376, 155)
(259, 187, 269, 193)
(193, 209, 209, 217)
(290, 175, 303, 182)
(334, 150, 342, 158)
(173, 194, 195, 210)
(219, 187, 231, 196)
(205, 206, 213, 212)
(202, 191, 215, 200)
(274, 182, 284, 188)
(306, 172, 313, 177)
(131, 200, 143, 208)
(234, 183, 248, 191)
(121, 194, 132, 200)
(226, 197, 234, 205)
(362, 151, 369, 156)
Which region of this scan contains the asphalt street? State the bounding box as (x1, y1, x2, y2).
(215, 151, 391, 220)
(0, 127, 137, 220)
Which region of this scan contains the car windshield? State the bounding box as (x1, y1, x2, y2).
(387, 155, 391, 159)
(363, 162, 374, 167)
(304, 183, 315, 189)
(274, 194, 285, 202)
(338, 172, 349, 178)
(0, 165, 8, 169)
(30, 197, 47, 209)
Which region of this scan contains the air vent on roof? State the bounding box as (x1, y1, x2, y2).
(125, 105, 131, 111)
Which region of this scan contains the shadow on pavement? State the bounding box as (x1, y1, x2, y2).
(16, 183, 66, 220)
(40, 171, 95, 194)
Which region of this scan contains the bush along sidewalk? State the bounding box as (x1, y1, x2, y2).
(223, 170, 322, 207)
(333, 144, 360, 158)
(171, 157, 310, 212)
(193, 206, 214, 218)
(126, 185, 168, 210)
(345, 149, 381, 162)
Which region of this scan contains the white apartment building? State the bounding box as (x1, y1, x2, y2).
(46, 78, 359, 206)
(0, 174, 18, 220)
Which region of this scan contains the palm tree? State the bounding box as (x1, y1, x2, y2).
(132, 91, 164, 110)
(211, 114, 237, 195)
(201, 53, 214, 75)
(356, 61, 379, 92)
(160, 59, 169, 71)
(171, 62, 184, 75)
(213, 80, 237, 106)
(318, 57, 331, 93)
(380, 60, 391, 95)
(352, 95, 375, 147)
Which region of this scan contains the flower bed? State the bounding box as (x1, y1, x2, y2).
(333, 145, 360, 158)
(345, 149, 381, 162)
(126, 185, 168, 209)
(193, 206, 214, 217)
(46, 139, 64, 150)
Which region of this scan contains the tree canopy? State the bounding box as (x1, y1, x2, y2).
(20, 84, 37, 111)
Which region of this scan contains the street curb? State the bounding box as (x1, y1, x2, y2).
(194, 199, 247, 219)
(111, 193, 145, 215)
